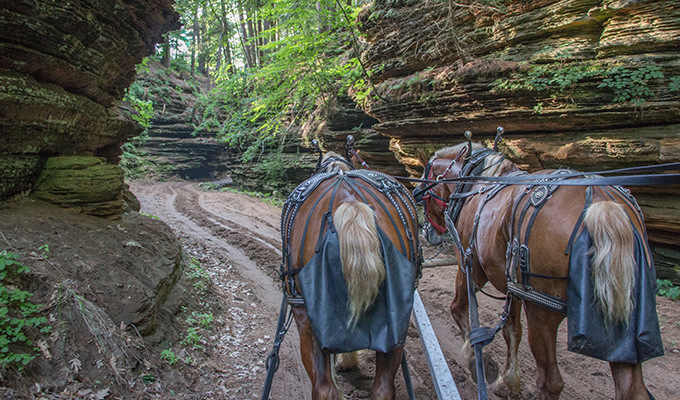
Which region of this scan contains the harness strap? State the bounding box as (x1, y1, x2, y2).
(507, 282, 567, 314)
(565, 186, 593, 255)
(280, 268, 302, 277)
(401, 354, 416, 400)
(346, 147, 370, 170)
(261, 294, 294, 400)
(346, 178, 409, 255)
(447, 148, 497, 226)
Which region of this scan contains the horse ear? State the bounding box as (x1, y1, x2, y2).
(416, 149, 429, 167)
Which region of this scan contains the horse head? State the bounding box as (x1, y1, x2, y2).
(316, 151, 354, 174)
(414, 143, 471, 245)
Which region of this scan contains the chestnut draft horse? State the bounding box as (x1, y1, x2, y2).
(415, 142, 663, 400)
(279, 152, 421, 399)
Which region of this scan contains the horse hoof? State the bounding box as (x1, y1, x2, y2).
(468, 354, 499, 385)
(335, 352, 359, 371)
(336, 363, 356, 372)
(490, 377, 521, 398)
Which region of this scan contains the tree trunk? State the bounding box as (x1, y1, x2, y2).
(161, 34, 170, 68)
(206, 64, 211, 91)
(246, 4, 258, 67)
(219, 0, 235, 74)
(198, 16, 206, 75)
(262, 19, 270, 64)
(258, 19, 264, 66)
(191, 6, 198, 77)
(224, 35, 234, 74)
(238, 0, 254, 68)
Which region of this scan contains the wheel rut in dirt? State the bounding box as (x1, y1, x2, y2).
(172, 184, 282, 282)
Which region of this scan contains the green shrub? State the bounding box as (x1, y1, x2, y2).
(657, 279, 680, 301)
(598, 65, 664, 106)
(493, 60, 667, 107)
(0, 251, 50, 373)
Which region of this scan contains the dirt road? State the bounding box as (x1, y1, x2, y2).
(130, 181, 679, 400)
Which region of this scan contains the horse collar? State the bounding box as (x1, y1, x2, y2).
(446, 148, 496, 226)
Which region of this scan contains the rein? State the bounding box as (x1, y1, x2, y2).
(345, 134, 371, 170)
(401, 161, 680, 187)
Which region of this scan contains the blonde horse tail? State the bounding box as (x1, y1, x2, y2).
(583, 201, 636, 325)
(334, 202, 385, 329)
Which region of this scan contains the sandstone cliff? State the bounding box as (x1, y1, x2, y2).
(0, 0, 188, 395)
(353, 0, 680, 279)
(0, 0, 178, 217)
(129, 61, 231, 181)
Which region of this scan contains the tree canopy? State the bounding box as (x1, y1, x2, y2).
(152, 0, 370, 161)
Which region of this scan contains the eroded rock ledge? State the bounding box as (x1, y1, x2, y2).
(355, 0, 680, 278)
(0, 0, 178, 217)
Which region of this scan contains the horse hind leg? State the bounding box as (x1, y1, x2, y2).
(371, 347, 404, 400)
(490, 298, 523, 398)
(610, 362, 652, 400)
(525, 304, 565, 400)
(292, 308, 344, 400)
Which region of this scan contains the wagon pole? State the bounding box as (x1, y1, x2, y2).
(411, 290, 462, 400)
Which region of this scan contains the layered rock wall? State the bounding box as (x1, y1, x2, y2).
(0, 0, 178, 217)
(356, 0, 680, 279)
(133, 62, 230, 181)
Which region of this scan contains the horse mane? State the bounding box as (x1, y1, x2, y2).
(320, 151, 352, 172)
(482, 154, 516, 177)
(433, 142, 483, 161)
(433, 142, 515, 177)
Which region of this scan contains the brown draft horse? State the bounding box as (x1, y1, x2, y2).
(416, 142, 659, 400)
(281, 152, 420, 399)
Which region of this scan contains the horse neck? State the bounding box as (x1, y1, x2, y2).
(326, 161, 352, 172)
(496, 160, 520, 177)
(478, 155, 520, 179)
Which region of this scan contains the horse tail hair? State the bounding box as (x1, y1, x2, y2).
(583, 201, 636, 325)
(334, 202, 385, 329)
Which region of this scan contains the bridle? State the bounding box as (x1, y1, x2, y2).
(418, 150, 466, 234)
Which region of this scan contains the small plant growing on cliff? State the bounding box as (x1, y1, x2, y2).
(492, 62, 600, 97)
(124, 82, 154, 129)
(657, 279, 680, 301)
(598, 65, 664, 106)
(493, 60, 667, 108)
(0, 250, 51, 374)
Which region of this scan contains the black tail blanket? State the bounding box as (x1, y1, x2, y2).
(297, 218, 415, 354)
(567, 229, 664, 363)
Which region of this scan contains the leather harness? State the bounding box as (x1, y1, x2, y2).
(423, 148, 651, 315)
(280, 169, 423, 307)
